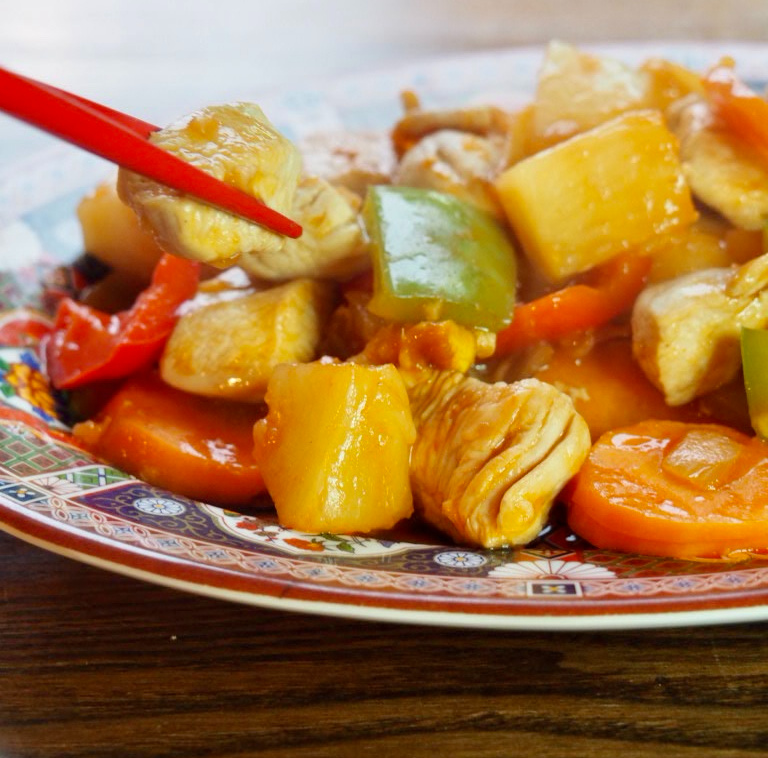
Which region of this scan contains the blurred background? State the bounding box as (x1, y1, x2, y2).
(2, 0, 767, 164)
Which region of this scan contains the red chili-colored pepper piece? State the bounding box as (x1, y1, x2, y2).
(45, 253, 200, 389)
(494, 253, 651, 355)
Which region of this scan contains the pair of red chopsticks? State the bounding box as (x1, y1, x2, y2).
(0, 65, 302, 238)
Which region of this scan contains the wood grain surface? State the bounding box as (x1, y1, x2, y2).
(2, 3, 768, 755)
(1, 529, 767, 758)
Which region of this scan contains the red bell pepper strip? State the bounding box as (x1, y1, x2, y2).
(494, 253, 651, 355)
(45, 253, 200, 389)
(702, 60, 768, 166)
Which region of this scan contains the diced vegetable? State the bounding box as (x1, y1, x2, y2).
(661, 427, 743, 490)
(741, 327, 768, 439)
(565, 419, 768, 559)
(45, 253, 200, 390)
(160, 278, 335, 402)
(528, 337, 700, 441)
(363, 186, 517, 331)
(73, 371, 266, 505)
(494, 253, 650, 354)
(495, 110, 697, 282)
(252, 361, 416, 533)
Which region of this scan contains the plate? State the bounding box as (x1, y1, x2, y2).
(2, 41, 768, 631)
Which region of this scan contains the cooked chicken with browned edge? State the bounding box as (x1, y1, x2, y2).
(118, 103, 301, 267)
(393, 129, 506, 217)
(339, 320, 589, 549)
(161, 277, 335, 402)
(120, 103, 370, 282)
(408, 371, 591, 548)
(240, 175, 369, 280)
(391, 98, 511, 155)
(298, 129, 397, 197)
(632, 252, 768, 406)
(668, 94, 768, 231)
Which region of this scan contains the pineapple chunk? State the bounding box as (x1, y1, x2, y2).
(77, 178, 164, 285)
(160, 278, 334, 402)
(640, 58, 705, 112)
(118, 103, 301, 268)
(528, 41, 653, 152)
(495, 110, 697, 282)
(253, 361, 416, 533)
(643, 216, 736, 283)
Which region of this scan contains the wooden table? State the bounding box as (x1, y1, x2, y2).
(2, 2, 768, 755)
(2, 528, 767, 758)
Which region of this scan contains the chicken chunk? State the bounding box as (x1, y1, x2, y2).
(393, 129, 506, 217)
(632, 253, 768, 406)
(118, 103, 302, 267)
(298, 129, 396, 197)
(391, 99, 511, 156)
(408, 371, 590, 548)
(239, 175, 369, 281)
(668, 95, 768, 231)
(160, 278, 335, 402)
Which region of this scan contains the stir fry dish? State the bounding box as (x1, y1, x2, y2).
(41, 42, 768, 561)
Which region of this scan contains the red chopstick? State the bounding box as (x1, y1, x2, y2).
(0, 66, 302, 238)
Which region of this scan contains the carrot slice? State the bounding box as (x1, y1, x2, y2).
(74, 371, 266, 505)
(530, 338, 701, 440)
(494, 253, 650, 355)
(565, 419, 768, 560)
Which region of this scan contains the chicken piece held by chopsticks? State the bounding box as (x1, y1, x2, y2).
(118, 103, 301, 269)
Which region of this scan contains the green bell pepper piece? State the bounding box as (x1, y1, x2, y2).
(362, 186, 517, 331)
(741, 327, 768, 439)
